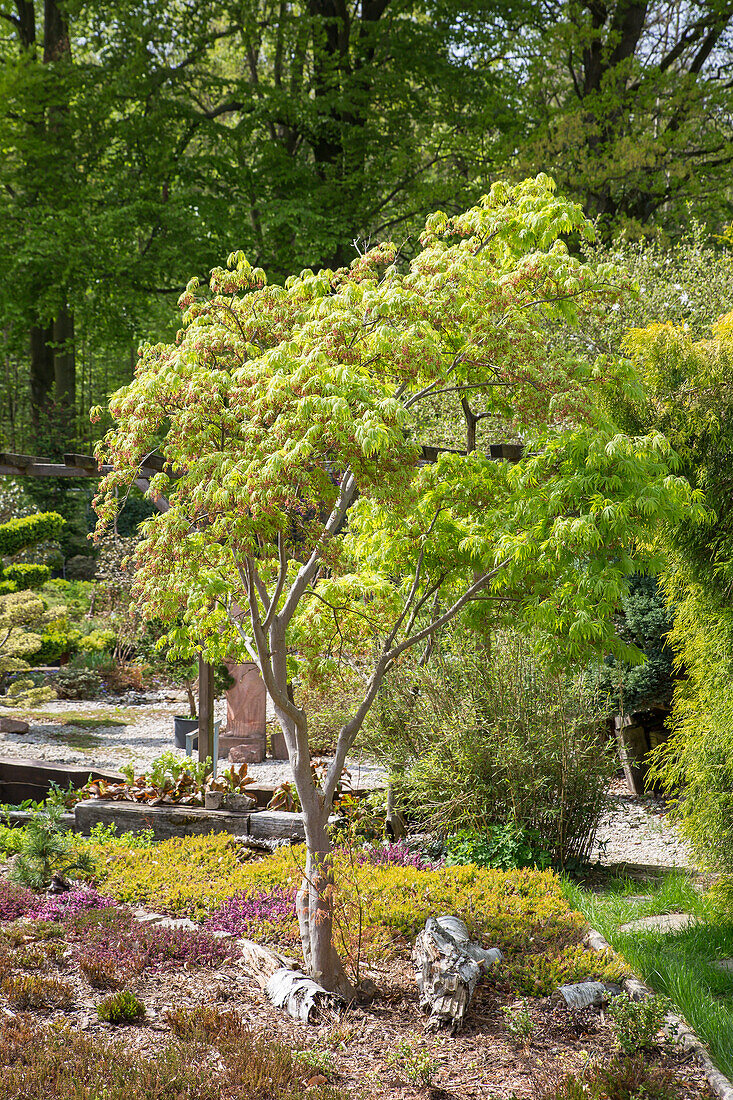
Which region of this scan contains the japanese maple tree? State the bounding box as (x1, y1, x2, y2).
(93, 176, 700, 994)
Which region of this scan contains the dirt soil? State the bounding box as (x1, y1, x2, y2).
(0, 915, 714, 1100)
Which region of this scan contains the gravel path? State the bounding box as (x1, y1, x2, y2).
(591, 779, 694, 870)
(0, 694, 386, 789)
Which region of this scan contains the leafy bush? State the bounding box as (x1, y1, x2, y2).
(365, 631, 614, 866)
(97, 990, 146, 1024)
(78, 629, 116, 653)
(0, 825, 25, 857)
(1, 563, 50, 592)
(608, 991, 669, 1053)
(52, 667, 102, 699)
(501, 1001, 534, 1041)
(0, 512, 64, 557)
(444, 826, 552, 871)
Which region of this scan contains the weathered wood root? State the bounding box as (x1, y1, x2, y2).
(239, 938, 346, 1024)
(413, 915, 502, 1033)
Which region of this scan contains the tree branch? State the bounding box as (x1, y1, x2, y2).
(278, 471, 357, 627)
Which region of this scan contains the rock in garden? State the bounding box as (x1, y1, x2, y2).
(227, 743, 263, 764)
(0, 716, 29, 734)
(559, 981, 619, 1009)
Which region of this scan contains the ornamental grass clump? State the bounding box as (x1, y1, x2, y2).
(366, 630, 615, 868)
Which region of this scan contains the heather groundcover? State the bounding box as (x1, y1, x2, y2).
(0, 836, 714, 1100)
(71, 833, 625, 994)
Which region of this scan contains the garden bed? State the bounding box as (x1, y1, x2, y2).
(0, 853, 715, 1100)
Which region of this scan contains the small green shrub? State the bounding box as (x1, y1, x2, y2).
(0, 512, 64, 557)
(33, 629, 82, 664)
(52, 666, 102, 700)
(9, 804, 95, 889)
(608, 991, 669, 1053)
(501, 1001, 534, 1041)
(97, 990, 146, 1024)
(445, 825, 552, 870)
(0, 825, 25, 857)
(386, 1040, 436, 1087)
(294, 1046, 335, 1079)
(1, 563, 51, 592)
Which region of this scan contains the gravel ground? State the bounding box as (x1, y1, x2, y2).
(0, 698, 695, 867)
(0, 693, 386, 789)
(590, 777, 695, 869)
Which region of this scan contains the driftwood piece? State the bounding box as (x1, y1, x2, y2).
(238, 938, 346, 1024)
(413, 915, 502, 1033)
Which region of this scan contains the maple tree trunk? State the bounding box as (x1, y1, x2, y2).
(274, 700, 353, 998)
(24, 1, 76, 451)
(29, 323, 54, 435)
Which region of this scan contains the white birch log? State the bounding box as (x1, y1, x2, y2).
(413, 915, 502, 1033)
(238, 938, 346, 1024)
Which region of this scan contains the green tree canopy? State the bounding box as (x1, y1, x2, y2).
(95, 175, 701, 991)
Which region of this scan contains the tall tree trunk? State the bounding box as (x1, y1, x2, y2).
(24, 0, 76, 450)
(52, 304, 75, 441)
(29, 323, 54, 434)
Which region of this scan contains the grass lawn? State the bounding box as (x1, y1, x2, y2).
(564, 871, 733, 1079)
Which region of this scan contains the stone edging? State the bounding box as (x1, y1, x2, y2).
(586, 928, 733, 1100)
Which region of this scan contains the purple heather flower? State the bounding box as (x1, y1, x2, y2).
(204, 888, 297, 937)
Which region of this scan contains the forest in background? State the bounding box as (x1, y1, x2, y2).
(0, 0, 732, 459)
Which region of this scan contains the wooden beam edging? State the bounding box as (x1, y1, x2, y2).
(586, 927, 733, 1100)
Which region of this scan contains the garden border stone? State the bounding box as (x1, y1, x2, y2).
(73, 798, 306, 842)
(586, 927, 733, 1100)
